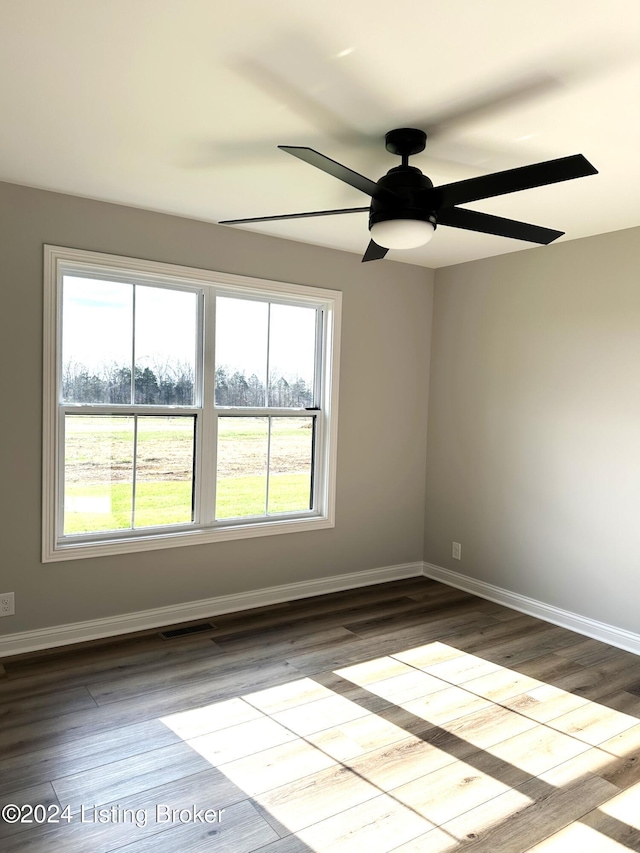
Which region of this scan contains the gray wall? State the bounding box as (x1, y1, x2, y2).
(0, 181, 433, 635)
(425, 225, 640, 633)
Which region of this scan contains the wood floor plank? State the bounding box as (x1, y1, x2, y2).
(304, 712, 416, 761)
(543, 655, 640, 702)
(0, 718, 183, 797)
(354, 668, 452, 705)
(217, 737, 337, 797)
(243, 676, 336, 714)
(343, 598, 495, 640)
(213, 624, 360, 657)
(598, 751, 640, 792)
(600, 721, 640, 757)
(508, 652, 589, 686)
(435, 614, 553, 656)
(389, 748, 527, 827)
(310, 672, 396, 713)
(469, 625, 585, 669)
(546, 701, 639, 746)
(524, 819, 640, 851)
(114, 799, 279, 853)
(596, 688, 640, 718)
(187, 715, 300, 767)
(392, 640, 469, 670)
(292, 792, 436, 853)
(480, 723, 592, 777)
(0, 685, 97, 730)
(159, 695, 264, 739)
(438, 703, 538, 752)
(335, 655, 421, 686)
(463, 667, 544, 704)
(400, 685, 494, 727)
(209, 596, 430, 643)
(414, 650, 503, 685)
(437, 767, 620, 852)
(343, 734, 462, 790)
(270, 693, 371, 737)
(553, 637, 634, 668)
(252, 762, 382, 836)
(522, 779, 640, 851)
(501, 682, 591, 723)
(51, 741, 213, 814)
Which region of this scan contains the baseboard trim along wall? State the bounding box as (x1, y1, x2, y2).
(2, 559, 639, 658)
(423, 562, 640, 657)
(0, 561, 423, 658)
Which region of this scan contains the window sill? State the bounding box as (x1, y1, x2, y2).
(43, 514, 334, 562)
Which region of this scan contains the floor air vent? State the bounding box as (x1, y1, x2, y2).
(158, 623, 214, 639)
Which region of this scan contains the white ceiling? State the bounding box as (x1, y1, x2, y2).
(2, 0, 640, 268)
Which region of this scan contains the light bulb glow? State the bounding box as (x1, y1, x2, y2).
(369, 219, 435, 249)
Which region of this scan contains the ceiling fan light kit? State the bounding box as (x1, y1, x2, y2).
(369, 218, 435, 249)
(220, 127, 597, 263)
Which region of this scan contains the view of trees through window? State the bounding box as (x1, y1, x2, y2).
(62, 362, 313, 409)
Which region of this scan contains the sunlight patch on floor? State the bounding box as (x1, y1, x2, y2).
(157, 640, 640, 850)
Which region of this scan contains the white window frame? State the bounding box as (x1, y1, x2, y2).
(42, 246, 341, 562)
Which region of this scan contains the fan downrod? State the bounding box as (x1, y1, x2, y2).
(385, 128, 427, 163)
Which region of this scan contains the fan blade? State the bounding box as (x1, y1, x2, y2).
(438, 207, 563, 244)
(362, 240, 388, 262)
(279, 146, 396, 201)
(433, 154, 597, 209)
(219, 206, 369, 225)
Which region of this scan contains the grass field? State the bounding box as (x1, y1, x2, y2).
(63, 415, 313, 534)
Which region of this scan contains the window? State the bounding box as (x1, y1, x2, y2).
(43, 246, 341, 561)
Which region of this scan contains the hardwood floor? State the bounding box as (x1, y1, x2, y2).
(2, 577, 640, 852)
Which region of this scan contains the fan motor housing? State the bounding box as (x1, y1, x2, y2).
(369, 166, 437, 229)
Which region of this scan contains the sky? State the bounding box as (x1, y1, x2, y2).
(62, 276, 316, 385)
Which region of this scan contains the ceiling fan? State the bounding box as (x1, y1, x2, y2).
(219, 128, 598, 262)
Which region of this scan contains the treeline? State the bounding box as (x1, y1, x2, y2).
(215, 367, 313, 408)
(62, 363, 195, 405)
(62, 362, 313, 408)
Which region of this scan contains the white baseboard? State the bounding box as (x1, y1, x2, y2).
(0, 561, 423, 658)
(423, 562, 640, 656)
(5, 559, 637, 659)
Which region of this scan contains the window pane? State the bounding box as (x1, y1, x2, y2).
(134, 286, 197, 406)
(62, 277, 133, 403)
(268, 418, 314, 513)
(268, 304, 316, 408)
(215, 297, 268, 406)
(64, 415, 133, 534)
(216, 417, 267, 518)
(134, 417, 195, 528)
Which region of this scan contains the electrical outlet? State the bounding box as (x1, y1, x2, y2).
(452, 542, 462, 560)
(0, 593, 15, 617)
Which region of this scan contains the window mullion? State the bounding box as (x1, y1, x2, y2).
(131, 285, 136, 405)
(214, 407, 310, 417)
(198, 288, 216, 523)
(131, 415, 138, 528)
(313, 307, 324, 407)
(265, 302, 271, 407)
(265, 416, 272, 515)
